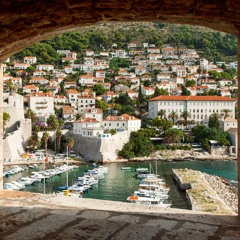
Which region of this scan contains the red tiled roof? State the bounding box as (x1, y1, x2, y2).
(81, 118, 99, 123)
(149, 96, 236, 102)
(104, 114, 140, 121)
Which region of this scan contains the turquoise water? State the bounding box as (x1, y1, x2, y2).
(3, 160, 238, 209)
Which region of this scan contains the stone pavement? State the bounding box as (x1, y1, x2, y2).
(0, 190, 240, 240)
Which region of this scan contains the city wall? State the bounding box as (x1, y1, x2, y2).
(72, 131, 130, 162)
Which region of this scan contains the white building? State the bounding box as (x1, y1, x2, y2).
(79, 74, 94, 86)
(102, 114, 141, 133)
(29, 93, 54, 120)
(73, 118, 103, 138)
(111, 49, 127, 58)
(29, 77, 49, 85)
(82, 108, 103, 122)
(86, 50, 94, 56)
(24, 56, 37, 64)
(77, 95, 96, 112)
(148, 96, 236, 125)
(141, 86, 155, 97)
(23, 85, 39, 94)
(66, 89, 80, 108)
(95, 70, 105, 78)
(14, 63, 30, 70)
(62, 106, 74, 120)
(220, 118, 237, 132)
(36, 64, 54, 71)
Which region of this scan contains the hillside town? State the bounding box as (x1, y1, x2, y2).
(2, 42, 238, 162)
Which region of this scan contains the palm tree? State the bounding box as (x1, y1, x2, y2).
(56, 128, 62, 152)
(25, 109, 36, 124)
(47, 115, 60, 152)
(28, 133, 40, 151)
(47, 115, 59, 130)
(157, 109, 166, 119)
(221, 109, 231, 119)
(168, 111, 178, 123)
(32, 125, 40, 133)
(41, 131, 50, 156)
(66, 137, 74, 154)
(180, 110, 191, 126)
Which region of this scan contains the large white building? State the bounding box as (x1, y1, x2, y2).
(148, 96, 236, 125)
(29, 93, 54, 120)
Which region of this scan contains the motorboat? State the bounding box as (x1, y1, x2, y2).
(121, 167, 131, 170)
(136, 168, 149, 173)
(127, 195, 171, 207)
(19, 177, 35, 185)
(11, 181, 25, 190)
(4, 183, 20, 190)
(133, 189, 169, 199)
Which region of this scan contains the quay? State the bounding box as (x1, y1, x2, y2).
(0, 190, 240, 239)
(172, 169, 236, 215)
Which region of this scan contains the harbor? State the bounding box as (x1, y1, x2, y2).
(2, 159, 237, 211)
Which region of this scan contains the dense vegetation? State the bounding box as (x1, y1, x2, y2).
(13, 23, 237, 64)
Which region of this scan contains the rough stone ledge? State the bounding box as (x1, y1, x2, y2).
(0, 190, 240, 239)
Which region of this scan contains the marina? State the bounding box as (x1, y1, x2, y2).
(3, 159, 237, 210)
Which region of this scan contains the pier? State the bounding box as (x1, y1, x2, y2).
(172, 168, 236, 215)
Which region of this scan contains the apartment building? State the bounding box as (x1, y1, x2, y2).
(77, 95, 95, 112)
(29, 93, 54, 120)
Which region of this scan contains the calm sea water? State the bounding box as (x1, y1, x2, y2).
(3, 160, 237, 209)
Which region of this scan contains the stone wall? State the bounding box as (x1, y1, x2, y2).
(3, 129, 25, 160)
(73, 131, 130, 162)
(3, 92, 25, 133)
(211, 146, 228, 156)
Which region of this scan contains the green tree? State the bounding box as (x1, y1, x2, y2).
(66, 137, 74, 154)
(185, 80, 196, 87)
(153, 87, 169, 97)
(3, 112, 10, 129)
(47, 115, 59, 130)
(56, 128, 62, 152)
(157, 109, 166, 119)
(119, 129, 154, 159)
(93, 84, 107, 96)
(221, 109, 231, 119)
(27, 133, 40, 151)
(137, 84, 144, 106)
(25, 109, 36, 124)
(208, 113, 220, 129)
(96, 99, 108, 115)
(181, 85, 191, 96)
(168, 111, 178, 123)
(180, 110, 191, 126)
(41, 131, 50, 155)
(165, 128, 184, 145)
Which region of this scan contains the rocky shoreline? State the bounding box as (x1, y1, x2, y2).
(127, 150, 237, 162)
(204, 173, 238, 213)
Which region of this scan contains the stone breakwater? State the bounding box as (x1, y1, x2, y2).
(204, 174, 238, 214)
(172, 169, 236, 215)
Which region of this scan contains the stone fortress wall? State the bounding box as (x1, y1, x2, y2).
(73, 131, 130, 162)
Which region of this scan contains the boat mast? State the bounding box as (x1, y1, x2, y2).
(155, 159, 157, 176)
(66, 145, 68, 189)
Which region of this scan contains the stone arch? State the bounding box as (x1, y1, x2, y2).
(0, 0, 240, 216)
(0, 0, 240, 61)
